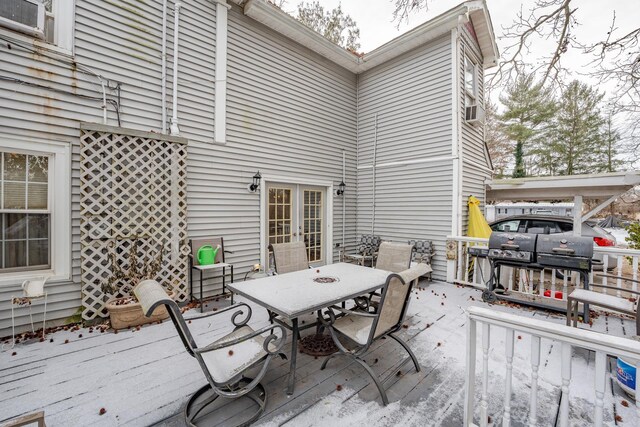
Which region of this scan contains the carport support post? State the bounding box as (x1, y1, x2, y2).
(573, 195, 583, 237)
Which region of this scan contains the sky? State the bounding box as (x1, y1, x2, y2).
(281, 0, 638, 104)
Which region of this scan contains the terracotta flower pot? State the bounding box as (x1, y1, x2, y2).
(106, 292, 173, 330)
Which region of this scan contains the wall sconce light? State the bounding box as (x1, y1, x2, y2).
(336, 180, 346, 196)
(248, 171, 261, 192)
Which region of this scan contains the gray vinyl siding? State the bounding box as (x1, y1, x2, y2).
(220, 4, 357, 276)
(460, 24, 491, 234)
(356, 34, 453, 280)
(0, 0, 359, 335)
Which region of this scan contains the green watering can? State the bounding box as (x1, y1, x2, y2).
(197, 244, 220, 266)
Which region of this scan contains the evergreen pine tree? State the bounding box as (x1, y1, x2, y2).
(499, 74, 557, 178)
(550, 81, 606, 175)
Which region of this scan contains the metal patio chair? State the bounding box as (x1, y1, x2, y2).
(4, 277, 49, 350)
(361, 242, 414, 311)
(189, 237, 235, 312)
(133, 279, 286, 427)
(341, 234, 381, 267)
(319, 263, 430, 405)
(408, 239, 435, 281)
(268, 241, 320, 332)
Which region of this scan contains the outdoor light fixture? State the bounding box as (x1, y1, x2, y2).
(336, 181, 346, 196)
(248, 171, 261, 192)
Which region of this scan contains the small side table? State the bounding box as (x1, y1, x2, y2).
(190, 261, 234, 312)
(189, 237, 235, 312)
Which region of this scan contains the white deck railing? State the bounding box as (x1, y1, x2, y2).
(464, 306, 640, 427)
(447, 236, 640, 303)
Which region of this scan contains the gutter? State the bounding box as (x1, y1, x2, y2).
(237, 0, 491, 74)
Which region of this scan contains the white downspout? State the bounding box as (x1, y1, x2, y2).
(342, 150, 346, 248)
(372, 113, 378, 235)
(161, 0, 168, 133)
(169, 3, 182, 135)
(447, 25, 461, 283)
(215, 0, 230, 143)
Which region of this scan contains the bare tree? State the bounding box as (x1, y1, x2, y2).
(296, 2, 361, 52)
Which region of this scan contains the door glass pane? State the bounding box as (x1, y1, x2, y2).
(303, 189, 323, 263)
(267, 187, 292, 258)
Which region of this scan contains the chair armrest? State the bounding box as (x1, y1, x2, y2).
(319, 304, 377, 328)
(594, 274, 640, 285)
(184, 303, 253, 327)
(587, 283, 640, 296)
(194, 324, 287, 355)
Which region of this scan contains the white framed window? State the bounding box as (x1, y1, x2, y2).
(464, 55, 477, 107)
(0, 0, 74, 53)
(0, 135, 71, 285)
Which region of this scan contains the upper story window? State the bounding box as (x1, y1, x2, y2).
(0, 0, 74, 53)
(464, 56, 477, 107)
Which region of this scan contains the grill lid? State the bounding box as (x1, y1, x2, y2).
(488, 232, 537, 252)
(536, 235, 594, 258)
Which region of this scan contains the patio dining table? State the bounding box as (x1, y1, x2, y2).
(228, 262, 391, 395)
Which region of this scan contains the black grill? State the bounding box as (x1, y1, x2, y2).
(536, 235, 593, 271)
(488, 232, 537, 263)
(483, 232, 595, 320)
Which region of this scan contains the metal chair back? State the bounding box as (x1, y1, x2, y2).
(357, 234, 381, 256)
(269, 241, 309, 274)
(375, 242, 413, 273)
(134, 279, 197, 355)
(408, 239, 435, 264)
(373, 264, 429, 339)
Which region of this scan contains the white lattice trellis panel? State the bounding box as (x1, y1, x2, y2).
(80, 124, 189, 320)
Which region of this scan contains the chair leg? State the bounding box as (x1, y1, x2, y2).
(352, 356, 389, 406)
(185, 381, 266, 427)
(389, 333, 420, 373)
(320, 353, 338, 370)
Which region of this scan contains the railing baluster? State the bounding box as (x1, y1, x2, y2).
(480, 323, 490, 427)
(594, 351, 606, 427)
(472, 254, 478, 285)
(551, 270, 557, 296)
(529, 336, 541, 427)
(508, 267, 514, 292)
(617, 256, 623, 298)
(562, 271, 568, 298)
(560, 342, 572, 427)
(457, 241, 464, 283)
(528, 269, 534, 295)
(503, 329, 515, 426)
(602, 255, 609, 293)
(633, 257, 639, 291)
(464, 318, 477, 426)
(540, 269, 546, 298)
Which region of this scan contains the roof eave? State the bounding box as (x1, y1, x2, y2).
(242, 0, 361, 73)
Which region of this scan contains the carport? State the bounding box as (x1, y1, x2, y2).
(485, 171, 640, 236)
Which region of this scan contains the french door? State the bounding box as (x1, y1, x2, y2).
(266, 183, 326, 266)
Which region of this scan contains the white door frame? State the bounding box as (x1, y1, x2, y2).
(260, 174, 334, 269)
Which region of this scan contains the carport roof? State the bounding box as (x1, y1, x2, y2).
(486, 171, 640, 201)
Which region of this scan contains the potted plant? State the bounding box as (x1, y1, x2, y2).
(102, 238, 173, 330)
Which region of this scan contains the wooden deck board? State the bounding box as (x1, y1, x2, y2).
(1, 280, 639, 426)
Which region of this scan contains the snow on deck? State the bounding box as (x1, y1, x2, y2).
(0, 281, 637, 426)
